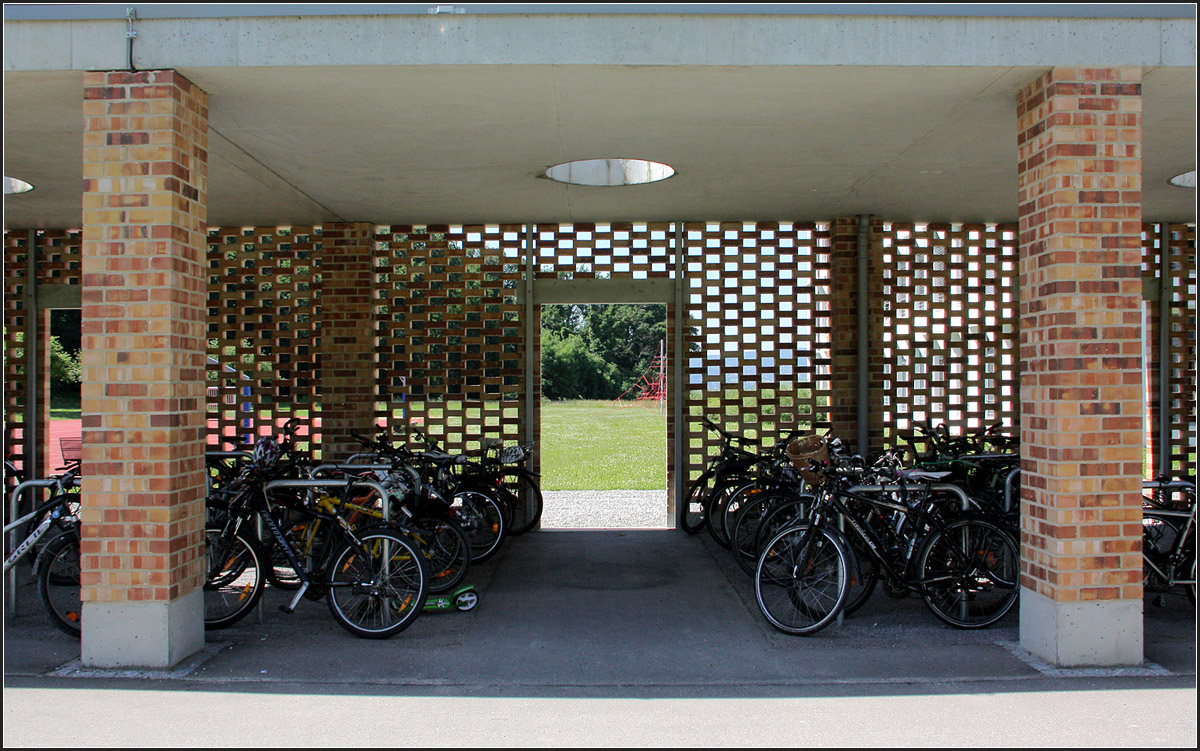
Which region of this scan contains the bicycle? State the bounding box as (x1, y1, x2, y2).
(4, 461, 82, 637)
(1142, 477, 1196, 605)
(755, 461, 1019, 634)
(204, 437, 429, 638)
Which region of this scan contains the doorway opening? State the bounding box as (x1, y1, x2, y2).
(538, 303, 669, 529)
(48, 308, 82, 468)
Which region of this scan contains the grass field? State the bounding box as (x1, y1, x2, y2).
(539, 399, 666, 491)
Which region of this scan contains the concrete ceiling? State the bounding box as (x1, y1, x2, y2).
(3, 14, 1196, 229)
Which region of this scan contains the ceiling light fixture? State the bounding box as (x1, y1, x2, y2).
(543, 158, 675, 187)
(3, 176, 34, 195)
(1168, 170, 1195, 188)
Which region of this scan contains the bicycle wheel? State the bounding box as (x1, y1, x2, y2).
(730, 490, 784, 576)
(755, 523, 851, 635)
(451, 489, 506, 563)
(501, 468, 543, 536)
(754, 498, 811, 559)
(705, 477, 747, 548)
(204, 527, 266, 630)
(681, 471, 713, 534)
(416, 518, 471, 594)
(36, 530, 82, 638)
(720, 482, 761, 551)
(918, 516, 1019, 629)
(326, 526, 428, 638)
(840, 526, 881, 616)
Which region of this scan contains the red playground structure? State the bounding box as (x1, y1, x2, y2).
(615, 340, 667, 410)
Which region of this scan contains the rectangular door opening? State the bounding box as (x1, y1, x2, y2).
(538, 303, 669, 529)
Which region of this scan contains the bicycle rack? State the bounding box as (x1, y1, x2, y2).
(256, 477, 394, 622)
(6, 478, 63, 618)
(846, 482, 973, 512)
(262, 478, 393, 523)
(1003, 468, 1020, 514)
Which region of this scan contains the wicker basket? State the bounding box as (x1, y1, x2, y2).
(785, 435, 829, 485)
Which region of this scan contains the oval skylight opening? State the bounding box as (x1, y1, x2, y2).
(1168, 170, 1195, 188)
(3, 176, 34, 195)
(544, 158, 675, 187)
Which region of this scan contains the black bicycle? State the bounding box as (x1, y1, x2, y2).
(4, 460, 82, 637)
(204, 437, 429, 638)
(755, 462, 1019, 634)
(1142, 477, 1196, 605)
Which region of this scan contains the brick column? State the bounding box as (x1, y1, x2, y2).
(317, 223, 377, 461)
(80, 71, 208, 667)
(1016, 68, 1144, 666)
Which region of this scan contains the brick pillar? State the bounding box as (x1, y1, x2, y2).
(1016, 68, 1144, 666)
(829, 218, 860, 450)
(317, 223, 377, 461)
(79, 70, 208, 668)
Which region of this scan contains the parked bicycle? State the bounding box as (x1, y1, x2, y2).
(1142, 477, 1196, 605)
(4, 460, 82, 637)
(204, 436, 429, 638)
(754, 456, 1019, 635)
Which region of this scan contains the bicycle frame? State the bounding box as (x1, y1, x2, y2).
(815, 479, 965, 597)
(4, 474, 79, 573)
(1142, 503, 1196, 592)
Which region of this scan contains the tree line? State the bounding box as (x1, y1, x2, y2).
(541, 304, 666, 400)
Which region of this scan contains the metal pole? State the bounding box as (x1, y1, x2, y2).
(13, 229, 42, 618)
(673, 222, 686, 528)
(24, 230, 39, 481)
(1158, 223, 1172, 475)
(856, 216, 870, 458)
(523, 224, 536, 459)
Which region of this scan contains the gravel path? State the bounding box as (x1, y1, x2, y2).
(540, 490, 670, 529)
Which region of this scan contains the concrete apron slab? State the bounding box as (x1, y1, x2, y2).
(4, 529, 1194, 694)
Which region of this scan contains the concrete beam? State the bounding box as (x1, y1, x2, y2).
(5, 15, 1194, 72)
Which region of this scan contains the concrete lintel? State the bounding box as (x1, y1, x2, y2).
(82, 590, 204, 669)
(1019, 587, 1144, 668)
(36, 283, 82, 310)
(4, 15, 1194, 72)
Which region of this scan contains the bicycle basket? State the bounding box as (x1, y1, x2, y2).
(785, 435, 829, 485)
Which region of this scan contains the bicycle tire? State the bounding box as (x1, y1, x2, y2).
(326, 526, 428, 639)
(36, 530, 82, 638)
(451, 489, 507, 563)
(720, 482, 761, 552)
(705, 477, 748, 548)
(918, 516, 1019, 629)
(415, 517, 471, 594)
(502, 468, 543, 536)
(681, 471, 713, 534)
(754, 523, 851, 635)
(753, 498, 811, 561)
(729, 490, 784, 576)
(840, 524, 881, 616)
(203, 527, 266, 630)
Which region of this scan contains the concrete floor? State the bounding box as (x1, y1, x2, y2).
(4, 525, 1196, 746)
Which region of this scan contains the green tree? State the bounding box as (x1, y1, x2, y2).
(585, 304, 666, 392)
(541, 331, 621, 400)
(49, 335, 80, 384)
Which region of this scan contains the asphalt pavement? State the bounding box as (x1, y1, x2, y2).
(4, 525, 1196, 747)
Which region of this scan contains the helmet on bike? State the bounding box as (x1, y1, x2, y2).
(252, 436, 280, 469)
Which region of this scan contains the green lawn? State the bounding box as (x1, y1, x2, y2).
(539, 399, 666, 491)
